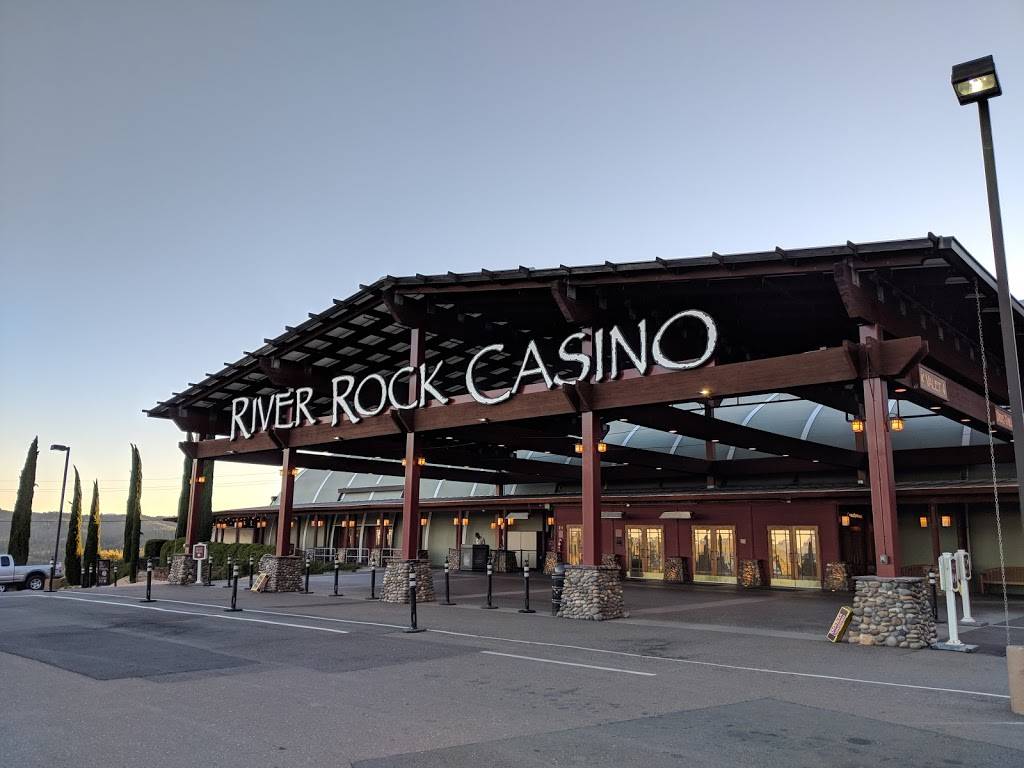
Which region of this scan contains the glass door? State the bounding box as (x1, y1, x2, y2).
(625, 526, 665, 579)
(692, 526, 736, 583)
(768, 525, 821, 588)
(566, 525, 582, 566)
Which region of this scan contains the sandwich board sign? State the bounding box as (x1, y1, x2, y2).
(251, 572, 269, 592)
(826, 606, 854, 643)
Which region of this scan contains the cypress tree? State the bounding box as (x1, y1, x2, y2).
(125, 445, 143, 580)
(82, 481, 101, 576)
(174, 434, 193, 539)
(7, 437, 39, 564)
(63, 468, 83, 586)
(197, 460, 215, 542)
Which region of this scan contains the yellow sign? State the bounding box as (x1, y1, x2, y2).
(993, 407, 1013, 431)
(826, 606, 854, 643)
(919, 367, 948, 400)
(251, 572, 269, 592)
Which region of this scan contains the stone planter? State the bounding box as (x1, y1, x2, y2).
(846, 576, 937, 649)
(557, 565, 625, 621)
(167, 554, 197, 585)
(543, 551, 559, 576)
(664, 556, 690, 584)
(257, 554, 303, 592)
(381, 559, 435, 604)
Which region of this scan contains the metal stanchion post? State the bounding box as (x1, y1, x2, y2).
(928, 570, 938, 621)
(551, 563, 565, 616)
(482, 562, 498, 609)
(112, 564, 119, 587)
(441, 562, 455, 605)
(248, 556, 254, 590)
(365, 565, 378, 600)
(303, 556, 312, 594)
(405, 568, 424, 633)
(223, 556, 234, 587)
(332, 560, 345, 597)
(48, 559, 55, 592)
(141, 559, 154, 603)
(518, 562, 535, 613)
(89, 565, 95, 589)
(204, 557, 215, 586)
(225, 563, 241, 612)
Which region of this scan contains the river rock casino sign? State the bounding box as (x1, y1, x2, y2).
(149, 236, 1020, 617)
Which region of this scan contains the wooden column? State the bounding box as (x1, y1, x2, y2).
(184, 458, 206, 550)
(861, 325, 900, 577)
(275, 447, 296, 556)
(581, 410, 603, 566)
(399, 327, 424, 561)
(929, 502, 941, 564)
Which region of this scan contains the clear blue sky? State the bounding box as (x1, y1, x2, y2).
(1, 1, 1022, 518)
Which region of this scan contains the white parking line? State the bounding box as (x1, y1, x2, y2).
(45, 595, 348, 634)
(44, 592, 1009, 700)
(481, 651, 656, 676)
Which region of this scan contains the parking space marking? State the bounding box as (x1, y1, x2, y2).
(45, 595, 349, 634)
(41, 593, 1010, 700)
(481, 651, 656, 676)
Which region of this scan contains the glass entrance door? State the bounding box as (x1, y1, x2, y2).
(625, 526, 664, 579)
(768, 526, 821, 588)
(692, 526, 736, 583)
(566, 525, 582, 566)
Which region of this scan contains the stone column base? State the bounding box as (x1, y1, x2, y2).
(824, 561, 851, 592)
(543, 551, 559, 576)
(167, 554, 197, 585)
(257, 554, 303, 592)
(847, 576, 937, 649)
(381, 559, 435, 603)
(664, 556, 688, 583)
(738, 559, 764, 588)
(446, 548, 461, 572)
(557, 565, 625, 620)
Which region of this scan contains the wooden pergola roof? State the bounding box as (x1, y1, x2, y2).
(148, 234, 1020, 488)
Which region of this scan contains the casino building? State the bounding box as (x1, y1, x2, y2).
(149, 235, 1023, 614)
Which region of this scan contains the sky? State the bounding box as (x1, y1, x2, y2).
(1, 1, 1022, 520)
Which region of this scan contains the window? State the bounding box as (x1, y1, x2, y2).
(692, 526, 736, 583)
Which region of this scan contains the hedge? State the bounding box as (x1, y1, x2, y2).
(144, 539, 168, 560)
(157, 538, 359, 577)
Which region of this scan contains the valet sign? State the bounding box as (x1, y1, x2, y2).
(229, 310, 717, 440)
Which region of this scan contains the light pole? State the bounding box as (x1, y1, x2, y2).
(951, 56, 1024, 536)
(48, 444, 71, 592)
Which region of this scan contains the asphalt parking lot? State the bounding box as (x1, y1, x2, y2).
(2, 572, 1023, 767)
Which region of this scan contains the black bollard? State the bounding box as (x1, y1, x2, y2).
(141, 559, 155, 603)
(112, 564, 119, 587)
(928, 570, 939, 621)
(248, 556, 255, 590)
(405, 568, 424, 633)
(204, 557, 215, 586)
(48, 559, 56, 592)
(303, 557, 312, 594)
(89, 565, 95, 589)
(440, 562, 455, 605)
(482, 562, 498, 609)
(225, 563, 242, 612)
(332, 561, 344, 597)
(551, 563, 565, 616)
(518, 562, 535, 614)
(223, 556, 234, 587)
(365, 565, 378, 600)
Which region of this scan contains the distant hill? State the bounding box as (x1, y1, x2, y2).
(0, 509, 178, 562)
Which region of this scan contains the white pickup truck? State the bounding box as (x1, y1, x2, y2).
(0, 553, 57, 591)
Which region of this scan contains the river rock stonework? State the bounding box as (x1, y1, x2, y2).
(257, 554, 303, 592)
(381, 559, 435, 603)
(824, 562, 851, 592)
(557, 565, 625, 620)
(738, 559, 764, 588)
(447, 548, 461, 572)
(168, 555, 197, 585)
(543, 551, 559, 575)
(847, 576, 936, 649)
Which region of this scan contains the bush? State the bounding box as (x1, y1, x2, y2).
(144, 539, 168, 559)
